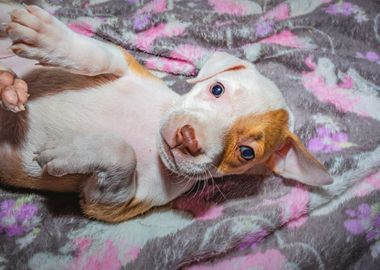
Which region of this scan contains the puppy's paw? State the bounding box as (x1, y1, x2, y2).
(33, 138, 96, 177)
(0, 70, 28, 113)
(33, 142, 80, 177)
(6, 5, 73, 66)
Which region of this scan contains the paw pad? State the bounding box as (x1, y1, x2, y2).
(0, 71, 29, 113)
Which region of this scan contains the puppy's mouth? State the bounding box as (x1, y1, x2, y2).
(160, 134, 178, 170)
(158, 134, 217, 180)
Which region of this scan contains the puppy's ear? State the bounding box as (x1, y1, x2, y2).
(187, 52, 250, 84)
(266, 131, 333, 186)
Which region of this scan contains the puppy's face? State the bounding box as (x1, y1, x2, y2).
(158, 52, 333, 186)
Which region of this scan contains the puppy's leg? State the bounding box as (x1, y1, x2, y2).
(34, 134, 137, 205)
(0, 64, 28, 112)
(5, 5, 133, 77)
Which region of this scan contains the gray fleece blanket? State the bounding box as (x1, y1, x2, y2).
(1, 0, 380, 269)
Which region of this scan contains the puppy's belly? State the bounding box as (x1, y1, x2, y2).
(21, 78, 177, 185)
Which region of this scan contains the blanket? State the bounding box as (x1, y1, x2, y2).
(1, 0, 380, 269)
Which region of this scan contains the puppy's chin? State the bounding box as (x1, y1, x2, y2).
(157, 136, 215, 180)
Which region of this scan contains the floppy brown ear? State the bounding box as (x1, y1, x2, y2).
(186, 52, 250, 84)
(266, 131, 333, 186)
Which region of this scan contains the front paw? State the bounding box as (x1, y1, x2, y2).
(0, 70, 28, 113)
(6, 5, 72, 66)
(33, 143, 78, 177)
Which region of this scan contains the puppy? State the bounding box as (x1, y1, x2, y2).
(0, 6, 333, 222)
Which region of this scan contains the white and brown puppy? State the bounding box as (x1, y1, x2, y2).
(0, 6, 333, 222)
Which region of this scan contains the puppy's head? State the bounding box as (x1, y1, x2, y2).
(158, 52, 333, 186)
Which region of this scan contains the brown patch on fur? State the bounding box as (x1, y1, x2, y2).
(218, 109, 289, 174)
(23, 68, 117, 101)
(2, 172, 84, 192)
(0, 147, 83, 192)
(0, 67, 118, 145)
(0, 108, 28, 146)
(120, 48, 157, 79)
(80, 197, 153, 223)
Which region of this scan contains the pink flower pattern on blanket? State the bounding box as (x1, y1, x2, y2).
(125, 247, 140, 262)
(239, 230, 268, 251)
(208, 0, 261, 16)
(145, 56, 195, 75)
(0, 197, 40, 237)
(259, 30, 308, 48)
(356, 51, 380, 64)
(302, 56, 365, 115)
(325, 1, 368, 23)
(355, 171, 380, 198)
(67, 239, 121, 270)
(137, 0, 167, 14)
(173, 196, 224, 221)
(136, 23, 186, 51)
(188, 249, 287, 270)
(173, 184, 227, 220)
(308, 126, 352, 153)
(170, 44, 210, 64)
(68, 21, 95, 37)
(73, 237, 92, 255)
(263, 3, 289, 21)
(255, 3, 289, 37)
(344, 203, 380, 242)
(264, 184, 310, 229)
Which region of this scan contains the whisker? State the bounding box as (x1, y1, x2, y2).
(200, 176, 208, 200)
(184, 172, 197, 195)
(204, 168, 214, 200)
(191, 174, 202, 199)
(173, 175, 188, 185)
(214, 179, 227, 200)
(208, 164, 227, 200)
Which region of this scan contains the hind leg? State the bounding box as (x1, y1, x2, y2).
(33, 133, 154, 222)
(80, 196, 153, 223)
(0, 65, 28, 113)
(34, 133, 138, 204)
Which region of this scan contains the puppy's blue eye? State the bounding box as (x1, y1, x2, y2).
(210, 83, 224, 97)
(239, 146, 255, 160)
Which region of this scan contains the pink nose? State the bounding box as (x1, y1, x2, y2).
(175, 124, 202, 156)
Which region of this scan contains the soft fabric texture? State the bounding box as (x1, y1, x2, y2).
(1, 0, 380, 269)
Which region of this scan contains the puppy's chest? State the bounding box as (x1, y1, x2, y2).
(27, 81, 175, 168)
